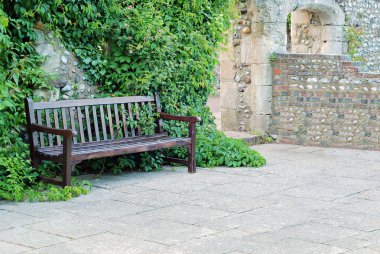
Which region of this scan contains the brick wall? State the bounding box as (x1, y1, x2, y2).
(271, 53, 380, 150)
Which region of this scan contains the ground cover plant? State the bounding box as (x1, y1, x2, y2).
(0, 0, 266, 201)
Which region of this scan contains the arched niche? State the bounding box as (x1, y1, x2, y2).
(288, 2, 345, 54)
(248, 0, 345, 132)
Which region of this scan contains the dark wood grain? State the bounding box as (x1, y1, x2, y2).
(45, 109, 54, 147)
(77, 107, 85, 143)
(84, 106, 92, 142)
(160, 112, 201, 123)
(69, 107, 78, 144)
(154, 92, 164, 133)
(121, 104, 128, 138)
(53, 109, 61, 145)
(134, 102, 141, 135)
(100, 105, 107, 140)
(107, 104, 114, 140)
(24, 94, 199, 187)
(127, 103, 136, 137)
(33, 96, 155, 110)
(36, 110, 44, 147)
(92, 106, 100, 141)
(62, 108, 68, 130)
(114, 104, 120, 138)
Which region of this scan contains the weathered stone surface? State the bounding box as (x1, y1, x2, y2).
(222, 0, 380, 134)
(0, 241, 31, 254)
(1, 144, 380, 253)
(0, 227, 69, 249)
(61, 84, 71, 92)
(271, 53, 380, 150)
(33, 28, 96, 101)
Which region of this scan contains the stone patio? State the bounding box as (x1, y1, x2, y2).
(1, 144, 380, 254)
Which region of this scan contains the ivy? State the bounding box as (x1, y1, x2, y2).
(0, 0, 266, 202)
(344, 26, 365, 62)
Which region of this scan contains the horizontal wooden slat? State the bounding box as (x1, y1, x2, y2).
(38, 133, 169, 153)
(36, 135, 190, 157)
(73, 138, 191, 161)
(33, 96, 155, 110)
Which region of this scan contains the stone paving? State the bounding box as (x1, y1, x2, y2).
(1, 144, 380, 254)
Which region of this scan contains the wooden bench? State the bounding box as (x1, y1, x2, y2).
(24, 93, 200, 187)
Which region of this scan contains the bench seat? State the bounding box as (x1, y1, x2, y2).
(24, 93, 200, 187)
(36, 134, 191, 161)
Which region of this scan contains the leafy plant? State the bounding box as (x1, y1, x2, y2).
(0, 0, 266, 202)
(269, 52, 277, 67)
(344, 26, 365, 61)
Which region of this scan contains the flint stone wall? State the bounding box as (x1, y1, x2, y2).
(271, 53, 380, 150)
(33, 28, 96, 101)
(339, 0, 380, 72)
(222, 0, 380, 146)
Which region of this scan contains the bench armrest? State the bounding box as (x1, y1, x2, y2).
(160, 112, 201, 123)
(30, 124, 77, 137)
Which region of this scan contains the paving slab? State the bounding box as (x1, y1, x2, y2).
(273, 222, 359, 244)
(0, 227, 70, 249)
(123, 219, 217, 246)
(325, 236, 372, 252)
(0, 241, 32, 254)
(316, 209, 380, 232)
(24, 232, 173, 254)
(0, 210, 43, 230)
(26, 213, 129, 239)
(0, 144, 379, 254)
(137, 203, 231, 225)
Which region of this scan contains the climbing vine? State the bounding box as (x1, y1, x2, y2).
(0, 0, 265, 201)
(344, 26, 365, 62)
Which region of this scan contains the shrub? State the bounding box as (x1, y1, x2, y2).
(0, 0, 265, 201)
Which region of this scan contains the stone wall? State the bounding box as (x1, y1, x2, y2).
(271, 53, 380, 150)
(290, 10, 324, 54)
(33, 28, 97, 101)
(221, 0, 380, 136)
(339, 0, 380, 72)
(220, 0, 254, 131)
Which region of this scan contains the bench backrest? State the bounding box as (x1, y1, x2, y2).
(25, 94, 163, 148)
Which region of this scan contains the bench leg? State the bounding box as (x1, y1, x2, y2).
(62, 161, 77, 187)
(188, 144, 196, 174)
(32, 158, 41, 171)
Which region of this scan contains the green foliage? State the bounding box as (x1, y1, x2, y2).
(269, 53, 277, 67)
(0, 0, 266, 202)
(196, 129, 266, 167)
(344, 26, 365, 62)
(25, 179, 92, 202)
(0, 1, 92, 201)
(140, 151, 165, 172)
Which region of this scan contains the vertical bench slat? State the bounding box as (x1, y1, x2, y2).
(69, 107, 78, 144)
(100, 105, 107, 140)
(53, 109, 61, 146)
(36, 110, 44, 147)
(107, 105, 114, 140)
(121, 104, 128, 138)
(77, 107, 85, 143)
(85, 106, 93, 142)
(26, 94, 199, 188)
(134, 102, 141, 135)
(62, 108, 68, 130)
(92, 106, 100, 141)
(148, 102, 153, 114)
(127, 103, 136, 137)
(114, 104, 120, 138)
(154, 93, 164, 133)
(45, 109, 54, 147)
